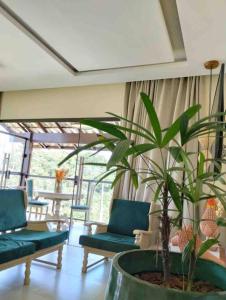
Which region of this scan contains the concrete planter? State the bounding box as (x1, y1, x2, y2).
(105, 249, 226, 300)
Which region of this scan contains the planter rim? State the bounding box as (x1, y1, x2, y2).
(112, 249, 226, 296)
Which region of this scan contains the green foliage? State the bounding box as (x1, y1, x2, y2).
(59, 92, 226, 290)
(182, 238, 195, 263)
(140, 92, 162, 145)
(167, 174, 182, 210)
(107, 140, 130, 169)
(197, 238, 219, 258)
(81, 119, 127, 140)
(216, 217, 226, 227)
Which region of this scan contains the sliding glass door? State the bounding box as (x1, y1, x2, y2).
(0, 129, 26, 188)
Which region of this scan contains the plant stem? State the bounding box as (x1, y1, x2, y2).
(161, 183, 170, 285)
(187, 237, 197, 291)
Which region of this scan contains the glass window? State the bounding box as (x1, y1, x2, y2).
(0, 129, 25, 188)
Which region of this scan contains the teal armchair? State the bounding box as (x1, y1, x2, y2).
(79, 199, 160, 272)
(0, 189, 68, 285)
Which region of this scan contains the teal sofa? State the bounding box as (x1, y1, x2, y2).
(79, 199, 160, 272)
(0, 189, 68, 285)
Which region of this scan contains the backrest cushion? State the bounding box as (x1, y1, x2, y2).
(26, 178, 33, 200)
(107, 199, 150, 236)
(0, 189, 27, 231)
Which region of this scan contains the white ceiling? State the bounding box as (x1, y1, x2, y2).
(0, 14, 71, 90)
(0, 0, 225, 91)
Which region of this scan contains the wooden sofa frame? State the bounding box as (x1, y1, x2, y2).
(0, 191, 66, 285)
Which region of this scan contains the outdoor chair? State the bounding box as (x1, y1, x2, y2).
(26, 179, 49, 220)
(79, 198, 160, 272)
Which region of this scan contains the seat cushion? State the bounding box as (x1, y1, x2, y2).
(29, 200, 48, 206)
(79, 232, 139, 253)
(0, 239, 35, 264)
(107, 199, 150, 236)
(71, 205, 89, 211)
(0, 189, 27, 231)
(2, 230, 68, 250)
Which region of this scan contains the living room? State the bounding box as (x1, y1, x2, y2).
(0, 1, 226, 300)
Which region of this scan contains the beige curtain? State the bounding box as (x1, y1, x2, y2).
(0, 92, 2, 119)
(113, 77, 207, 205)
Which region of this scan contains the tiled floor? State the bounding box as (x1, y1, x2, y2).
(0, 225, 111, 300)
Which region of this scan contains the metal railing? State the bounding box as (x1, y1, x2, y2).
(0, 170, 113, 222)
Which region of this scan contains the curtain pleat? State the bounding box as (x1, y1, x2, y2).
(113, 77, 205, 205)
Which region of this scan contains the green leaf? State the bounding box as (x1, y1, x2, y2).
(154, 182, 164, 202)
(180, 151, 195, 195)
(107, 140, 131, 169)
(215, 175, 226, 185)
(171, 211, 183, 227)
(96, 169, 118, 186)
(81, 119, 127, 140)
(180, 114, 189, 145)
(58, 139, 111, 166)
(161, 105, 201, 147)
(182, 238, 195, 263)
(100, 138, 130, 169)
(131, 170, 139, 189)
(111, 170, 125, 188)
(167, 167, 186, 172)
(197, 238, 219, 258)
(125, 143, 156, 156)
(107, 112, 156, 141)
(167, 174, 182, 210)
(115, 124, 155, 142)
(89, 145, 107, 157)
(142, 175, 161, 184)
(216, 217, 226, 227)
(162, 121, 181, 147)
(198, 152, 205, 176)
(198, 172, 215, 180)
(169, 146, 184, 163)
(194, 178, 202, 202)
(140, 92, 162, 145)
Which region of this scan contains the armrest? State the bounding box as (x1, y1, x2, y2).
(28, 219, 65, 224)
(133, 229, 154, 249)
(27, 219, 66, 231)
(85, 221, 107, 226)
(133, 229, 152, 235)
(84, 222, 108, 234)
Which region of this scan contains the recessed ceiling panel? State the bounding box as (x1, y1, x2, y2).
(4, 0, 174, 71)
(0, 14, 73, 91)
(177, 0, 226, 62)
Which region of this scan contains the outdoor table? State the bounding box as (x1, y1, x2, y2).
(37, 191, 73, 219)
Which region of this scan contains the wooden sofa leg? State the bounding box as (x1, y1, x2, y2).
(24, 260, 31, 286)
(57, 245, 63, 270)
(82, 249, 88, 273)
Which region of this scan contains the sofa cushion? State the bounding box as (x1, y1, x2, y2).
(79, 232, 139, 253)
(107, 199, 150, 236)
(0, 189, 27, 231)
(0, 240, 35, 264)
(2, 230, 68, 250)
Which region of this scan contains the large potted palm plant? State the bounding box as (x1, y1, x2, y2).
(59, 93, 226, 299)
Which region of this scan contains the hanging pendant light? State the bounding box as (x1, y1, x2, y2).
(198, 60, 219, 160)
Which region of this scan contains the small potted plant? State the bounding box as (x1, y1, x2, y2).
(59, 93, 226, 299)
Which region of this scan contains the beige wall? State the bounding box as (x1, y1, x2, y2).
(0, 83, 125, 120)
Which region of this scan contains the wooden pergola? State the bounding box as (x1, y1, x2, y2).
(0, 119, 118, 186)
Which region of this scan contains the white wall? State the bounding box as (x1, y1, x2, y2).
(0, 83, 125, 120)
